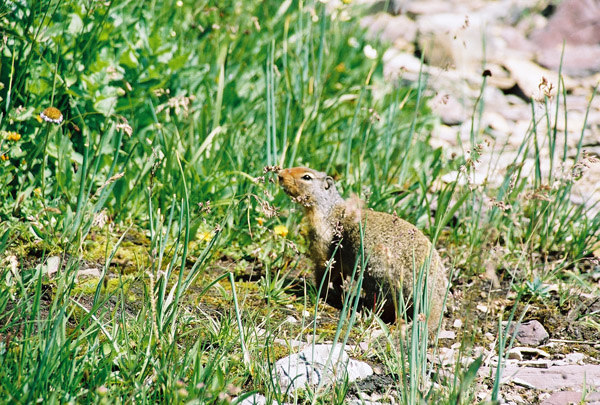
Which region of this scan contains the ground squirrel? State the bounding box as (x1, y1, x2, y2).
(278, 167, 448, 332)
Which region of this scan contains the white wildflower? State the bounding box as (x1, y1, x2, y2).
(363, 44, 378, 59)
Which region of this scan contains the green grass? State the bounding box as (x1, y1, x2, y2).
(1, 0, 599, 403)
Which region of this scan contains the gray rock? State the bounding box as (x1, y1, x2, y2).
(530, 0, 600, 48)
(232, 393, 267, 405)
(495, 25, 535, 58)
(503, 58, 575, 99)
(416, 13, 486, 72)
(382, 49, 424, 80)
(565, 352, 585, 364)
(274, 344, 373, 394)
(519, 359, 552, 369)
(40, 257, 102, 280)
(405, 1, 466, 15)
(508, 346, 550, 361)
(541, 390, 600, 405)
(40, 256, 61, 276)
(438, 330, 456, 340)
(536, 45, 600, 77)
(482, 364, 600, 391)
(529, 0, 600, 76)
(507, 349, 523, 361)
(484, 63, 517, 90)
(361, 13, 417, 44)
(232, 393, 286, 405)
(428, 93, 467, 125)
(77, 268, 102, 279)
(509, 320, 550, 346)
(361, 0, 409, 15)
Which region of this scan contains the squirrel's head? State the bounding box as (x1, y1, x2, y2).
(278, 167, 341, 210)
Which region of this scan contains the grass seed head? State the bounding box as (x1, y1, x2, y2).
(116, 119, 133, 136)
(263, 165, 281, 174)
(260, 199, 279, 218)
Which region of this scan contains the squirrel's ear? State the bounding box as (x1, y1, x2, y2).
(325, 176, 334, 190)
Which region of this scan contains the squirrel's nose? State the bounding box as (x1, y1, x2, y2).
(277, 169, 287, 184)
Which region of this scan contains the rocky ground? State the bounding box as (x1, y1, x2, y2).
(355, 0, 600, 403)
(234, 271, 600, 404)
(362, 0, 600, 217)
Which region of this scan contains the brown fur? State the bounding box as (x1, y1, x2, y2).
(278, 167, 449, 333)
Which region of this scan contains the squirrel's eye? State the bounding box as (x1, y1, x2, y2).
(301, 174, 312, 180)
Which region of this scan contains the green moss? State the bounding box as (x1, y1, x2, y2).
(71, 274, 135, 296)
(6, 233, 63, 264)
(82, 230, 149, 275)
(264, 342, 293, 361)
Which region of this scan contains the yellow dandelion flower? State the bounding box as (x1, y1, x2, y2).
(274, 225, 288, 238)
(6, 132, 21, 141)
(198, 231, 213, 242)
(40, 107, 63, 124)
(334, 62, 346, 73)
(0, 154, 8, 161)
(256, 217, 265, 226)
(34, 187, 41, 196)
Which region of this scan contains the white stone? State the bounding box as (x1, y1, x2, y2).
(565, 352, 585, 364)
(41, 256, 61, 276)
(481, 364, 600, 391)
(284, 316, 297, 324)
(438, 330, 456, 339)
(77, 268, 102, 279)
(273, 338, 305, 348)
(274, 344, 373, 394)
(232, 393, 286, 405)
(361, 13, 417, 44)
(509, 347, 551, 360)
